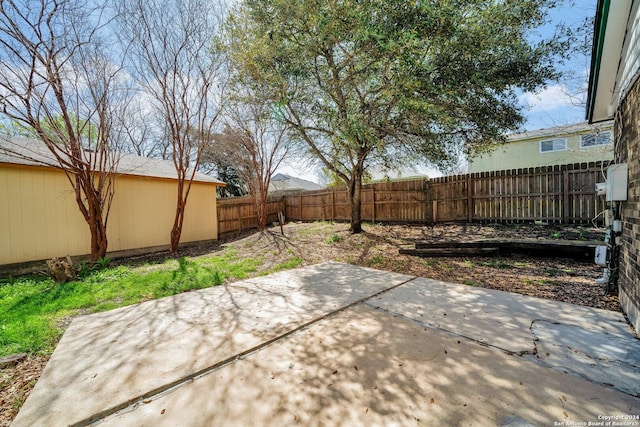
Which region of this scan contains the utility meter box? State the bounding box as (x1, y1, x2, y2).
(613, 219, 623, 233)
(595, 245, 608, 267)
(606, 163, 628, 201)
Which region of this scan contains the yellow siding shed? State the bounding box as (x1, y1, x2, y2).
(0, 137, 224, 267)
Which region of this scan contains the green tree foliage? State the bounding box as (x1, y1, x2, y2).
(199, 154, 248, 198)
(222, 0, 570, 232)
(0, 121, 32, 138)
(0, 115, 99, 147)
(215, 164, 248, 198)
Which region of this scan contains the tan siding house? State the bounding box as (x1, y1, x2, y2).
(468, 121, 614, 173)
(0, 137, 224, 268)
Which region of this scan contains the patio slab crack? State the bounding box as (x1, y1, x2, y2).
(525, 319, 640, 397)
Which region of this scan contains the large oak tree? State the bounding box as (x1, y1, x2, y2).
(222, 0, 569, 233)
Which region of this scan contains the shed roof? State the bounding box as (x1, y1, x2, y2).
(0, 136, 224, 185)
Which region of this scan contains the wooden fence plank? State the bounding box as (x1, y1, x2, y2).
(563, 168, 570, 222)
(216, 163, 606, 235)
(467, 175, 473, 222)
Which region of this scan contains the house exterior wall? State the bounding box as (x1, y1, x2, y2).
(617, 2, 640, 110)
(615, 76, 640, 335)
(468, 130, 613, 173)
(0, 163, 218, 266)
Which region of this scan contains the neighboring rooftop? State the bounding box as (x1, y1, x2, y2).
(0, 136, 224, 184)
(269, 173, 323, 192)
(506, 120, 614, 142)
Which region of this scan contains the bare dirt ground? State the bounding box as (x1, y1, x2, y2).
(0, 222, 620, 426)
(0, 356, 48, 427)
(225, 222, 618, 312)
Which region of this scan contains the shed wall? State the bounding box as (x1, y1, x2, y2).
(1, 165, 88, 264)
(0, 164, 218, 265)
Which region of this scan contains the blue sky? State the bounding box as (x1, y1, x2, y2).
(519, 0, 596, 131)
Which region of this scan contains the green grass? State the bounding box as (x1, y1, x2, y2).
(259, 257, 304, 275)
(544, 267, 561, 277)
(365, 254, 384, 267)
(0, 248, 261, 357)
(325, 233, 343, 244)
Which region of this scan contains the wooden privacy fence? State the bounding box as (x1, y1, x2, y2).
(283, 178, 431, 223)
(216, 162, 608, 235)
(216, 195, 285, 236)
(433, 162, 607, 224)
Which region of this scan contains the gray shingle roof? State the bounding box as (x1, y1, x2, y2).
(0, 136, 224, 185)
(507, 120, 614, 142)
(269, 173, 323, 192)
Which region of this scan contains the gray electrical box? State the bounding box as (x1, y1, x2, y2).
(606, 163, 628, 202)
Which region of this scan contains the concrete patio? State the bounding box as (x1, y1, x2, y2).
(12, 262, 640, 426)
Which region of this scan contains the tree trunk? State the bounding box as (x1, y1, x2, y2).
(170, 204, 185, 257)
(170, 182, 186, 256)
(88, 215, 109, 261)
(255, 180, 270, 230)
(348, 171, 363, 234)
(78, 176, 110, 261)
(255, 193, 267, 230)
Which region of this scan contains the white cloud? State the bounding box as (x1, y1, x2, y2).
(519, 84, 579, 112)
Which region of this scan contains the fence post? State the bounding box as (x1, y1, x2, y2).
(299, 192, 303, 221)
(432, 200, 438, 223)
(236, 204, 242, 234)
(467, 174, 473, 223)
(562, 168, 570, 223)
(331, 190, 335, 221)
(281, 195, 286, 221)
(372, 187, 376, 223)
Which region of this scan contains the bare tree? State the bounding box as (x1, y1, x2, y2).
(0, 0, 127, 261)
(560, 11, 594, 111)
(118, 100, 174, 160)
(116, 0, 226, 256)
(211, 96, 291, 230)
